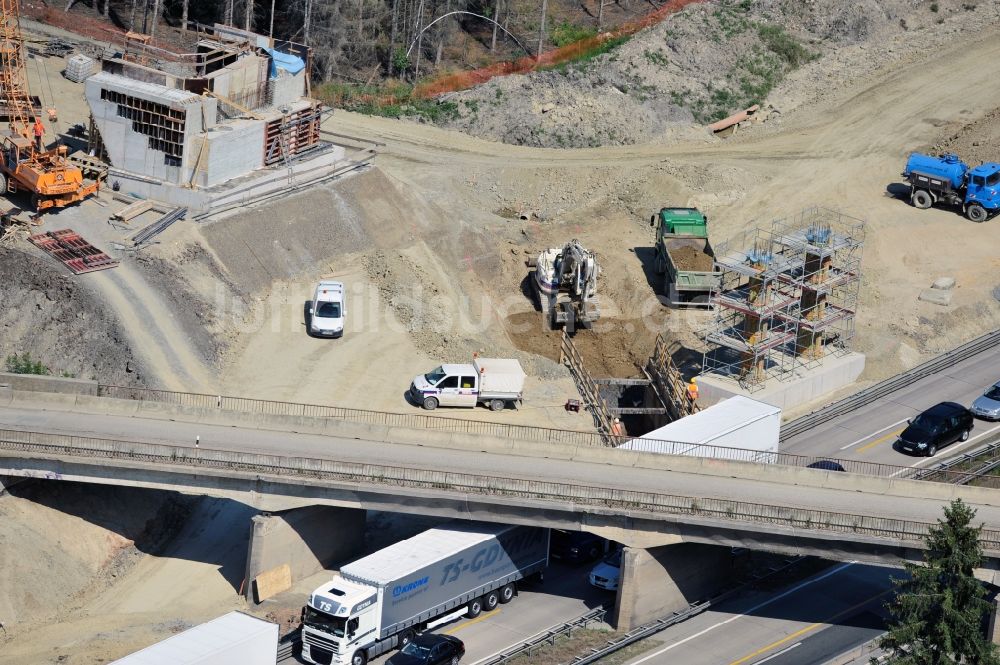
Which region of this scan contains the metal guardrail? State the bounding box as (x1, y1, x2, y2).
(569, 555, 810, 665)
(477, 607, 607, 665)
(781, 327, 1000, 442)
(276, 628, 301, 662)
(83, 383, 1000, 486)
(915, 439, 1000, 486)
(96, 383, 610, 448)
(4, 427, 1000, 552)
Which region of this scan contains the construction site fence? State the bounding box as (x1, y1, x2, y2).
(317, 0, 704, 108)
(4, 427, 1000, 553)
(91, 385, 1000, 486)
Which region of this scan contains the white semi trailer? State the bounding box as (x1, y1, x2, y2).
(619, 395, 781, 463)
(109, 611, 278, 665)
(301, 522, 549, 665)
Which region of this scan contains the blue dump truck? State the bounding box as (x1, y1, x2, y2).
(902, 152, 1000, 222)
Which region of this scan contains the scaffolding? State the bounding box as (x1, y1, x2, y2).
(701, 207, 865, 391)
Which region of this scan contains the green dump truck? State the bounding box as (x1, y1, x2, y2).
(650, 207, 720, 307)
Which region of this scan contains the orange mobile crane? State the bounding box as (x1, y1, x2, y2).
(0, 0, 97, 211)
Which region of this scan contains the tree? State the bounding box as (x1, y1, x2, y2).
(877, 499, 1000, 665)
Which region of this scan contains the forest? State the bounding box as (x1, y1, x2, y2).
(73, 0, 657, 83)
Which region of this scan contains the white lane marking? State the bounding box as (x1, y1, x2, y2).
(626, 561, 858, 665)
(753, 642, 802, 664)
(839, 418, 911, 450)
(898, 423, 1000, 473)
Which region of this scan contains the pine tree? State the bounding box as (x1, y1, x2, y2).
(877, 499, 1000, 665)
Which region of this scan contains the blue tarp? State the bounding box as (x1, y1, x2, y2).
(266, 48, 306, 78)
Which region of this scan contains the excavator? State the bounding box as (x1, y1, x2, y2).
(0, 0, 97, 211)
(532, 239, 600, 332)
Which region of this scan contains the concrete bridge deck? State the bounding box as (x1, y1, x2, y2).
(3, 393, 1000, 571)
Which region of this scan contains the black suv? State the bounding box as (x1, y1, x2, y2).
(550, 529, 607, 563)
(897, 402, 974, 457)
(387, 634, 465, 665)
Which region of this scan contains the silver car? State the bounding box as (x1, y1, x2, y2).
(971, 381, 1000, 421)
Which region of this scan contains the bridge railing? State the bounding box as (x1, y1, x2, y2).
(91, 384, 1000, 486)
(4, 427, 1000, 553)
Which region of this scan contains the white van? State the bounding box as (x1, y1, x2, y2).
(308, 280, 345, 338)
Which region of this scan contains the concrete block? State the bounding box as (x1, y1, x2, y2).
(931, 277, 956, 290)
(613, 543, 733, 630)
(244, 504, 365, 603)
(697, 352, 866, 412)
(919, 288, 952, 306)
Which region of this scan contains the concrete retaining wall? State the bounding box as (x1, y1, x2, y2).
(613, 543, 734, 631)
(245, 505, 365, 603)
(699, 352, 866, 411)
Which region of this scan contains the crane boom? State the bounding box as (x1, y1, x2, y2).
(0, 0, 32, 139)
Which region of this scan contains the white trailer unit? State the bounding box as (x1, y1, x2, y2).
(620, 396, 780, 462)
(109, 611, 278, 665)
(301, 522, 548, 665)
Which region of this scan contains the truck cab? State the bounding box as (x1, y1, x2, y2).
(303, 576, 379, 665)
(309, 280, 346, 338)
(964, 163, 1000, 220)
(409, 364, 480, 409)
(651, 206, 709, 240)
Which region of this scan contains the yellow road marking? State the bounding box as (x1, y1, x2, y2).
(855, 428, 905, 453)
(727, 622, 821, 665)
(727, 589, 891, 665)
(443, 608, 501, 634)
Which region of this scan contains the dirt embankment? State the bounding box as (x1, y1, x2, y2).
(0, 483, 192, 633)
(0, 248, 146, 383)
(437, 0, 991, 148)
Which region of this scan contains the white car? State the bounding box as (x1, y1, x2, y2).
(588, 548, 622, 591)
(308, 280, 345, 338)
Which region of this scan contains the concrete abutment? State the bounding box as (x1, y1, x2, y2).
(244, 504, 365, 603)
(613, 542, 734, 631)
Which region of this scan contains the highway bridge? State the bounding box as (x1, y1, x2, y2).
(2, 330, 999, 630)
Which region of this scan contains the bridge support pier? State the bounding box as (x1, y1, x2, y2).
(613, 543, 734, 631)
(244, 505, 365, 603)
(989, 590, 1000, 646)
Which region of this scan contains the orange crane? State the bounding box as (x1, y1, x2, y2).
(0, 0, 97, 211)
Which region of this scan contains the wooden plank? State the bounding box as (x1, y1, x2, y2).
(111, 199, 155, 221)
(253, 563, 291, 602)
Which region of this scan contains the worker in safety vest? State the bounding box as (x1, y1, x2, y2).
(32, 117, 44, 152)
(686, 377, 699, 402)
(610, 417, 624, 438)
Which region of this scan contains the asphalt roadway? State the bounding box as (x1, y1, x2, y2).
(3, 400, 1000, 529)
(619, 561, 893, 665)
(783, 344, 1000, 468)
